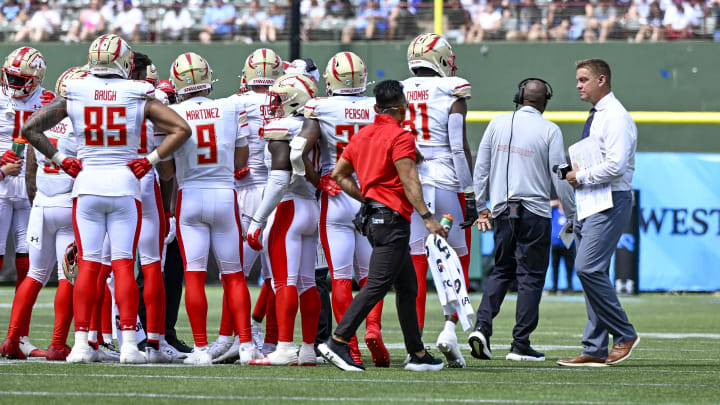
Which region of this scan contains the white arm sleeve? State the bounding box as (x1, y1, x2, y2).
(289, 136, 307, 178)
(448, 113, 473, 193)
(252, 170, 290, 223)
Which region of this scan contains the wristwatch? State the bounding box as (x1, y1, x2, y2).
(420, 212, 433, 220)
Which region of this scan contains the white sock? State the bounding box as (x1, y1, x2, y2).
(121, 330, 136, 348)
(444, 320, 456, 333)
(102, 333, 113, 343)
(252, 319, 262, 328)
(277, 341, 295, 351)
(147, 333, 160, 342)
(217, 335, 233, 345)
(240, 341, 255, 351)
(88, 331, 98, 343)
(74, 331, 89, 349)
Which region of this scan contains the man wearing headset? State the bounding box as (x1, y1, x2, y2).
(469, 78, 575, 362)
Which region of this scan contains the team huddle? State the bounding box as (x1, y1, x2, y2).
(0, 32, 477, 368)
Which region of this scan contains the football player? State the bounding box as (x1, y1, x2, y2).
(219, 48, 283, 359)
(402, 33, 476, 368)
(157, 52, 260, 366)
(246, 73, 320, 366)
(20, 34, 192, 364)
(0, 47, 54, 301)
(0, 66, 84, 361)
(292, 52, 388, 367)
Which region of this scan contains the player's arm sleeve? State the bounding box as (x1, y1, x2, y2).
(473, 120, 494, 208)
(448, 111, 473, 193)
(253, 169, 290, 223)
(548, 126, 576, 220)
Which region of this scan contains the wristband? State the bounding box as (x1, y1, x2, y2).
(147, 150, 161, 166)
(0, 168, 5, 179)
(420, 211, 433, 220)
(51, 151, 68, 166)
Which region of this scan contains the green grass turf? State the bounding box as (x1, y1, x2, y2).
(1, 287, 719, 404)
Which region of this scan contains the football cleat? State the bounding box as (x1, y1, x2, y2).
(349, 340, 363, 366)
(262, 342, 277, 356)
(66, 342, 95, 364)
(0, 338, 26, 359)
(19, 336, 46, 358)
(365, 330, 390, 368)
(208, 337, 233, 360)
(160, 338, 187, 360)
(237, 341, 263, 365)
(146, 346, 173, 363)
(183, 346, 212, 366)
(298, 343, 317, 367)
(119, 342, 146, 364)
(436, 328, 466, 368)
(249, 342, 298, 366)
(213, 336, 240, 364)
(96, 342, 120, 362)
(45, 344, 72, 361)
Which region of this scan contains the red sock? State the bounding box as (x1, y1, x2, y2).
(222, 272, 252, 342)
(73, 259, 101, 331)
(252, 279, 270, 322)
(459, 254, 470, 288)
(218, 289, 235, 337)
(412, 254, 428, 329)
(141, 262, 166, 336)
(112, 259, 139, 331)
(7, 277, 42, 341)
(51, 279, 74, 349)
(299, 287, 320, 344)
(14, 255, 29, 290)
(102, 283, 113, 336)
(275, 285, 298, 342)
(331, 278, 353, 326)
(91, 265, 112, 336)
(359, 277, 383, 332)
(184, 271, 208, 347)
(264, 283, 278, 344)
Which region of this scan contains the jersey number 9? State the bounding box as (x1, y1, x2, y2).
(196, 124, 218, 165)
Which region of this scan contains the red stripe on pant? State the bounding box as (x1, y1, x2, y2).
(268, 200, 296, 342)
(153, 179, 166, 261)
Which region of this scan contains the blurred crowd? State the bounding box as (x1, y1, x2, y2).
(1, 0, 718, 43)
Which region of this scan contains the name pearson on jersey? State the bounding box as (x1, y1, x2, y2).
(94, 90, 117, 101)
(185, 107, 221, 121)
(405, 89, 429, 102)
(344, 108, 370, 120)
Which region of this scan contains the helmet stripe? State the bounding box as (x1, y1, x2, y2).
(97, 34, 109, 60)
(344, 52, 354, 83)
(12, 47, 31, 68)
(110, 37, 122, 62)
(424, 35, 441, 53)
(262, 49, 267, 77)
(184, 53, 196, 81)
(411, 35, 423, 55)
(296, 76, 314, 98)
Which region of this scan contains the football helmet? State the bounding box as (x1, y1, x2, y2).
(407, 33, 457, 77)
(284, 58, 320, 83)
(87, 34, 134, 79)
(266, 73, 318, 118)
(170, 52, 213, 99)
(324, 51, 367, 96)
(1, 47, 46, 98)
(62, 242, 79, 285)
(146, 63, 159, 87)
(241, 48, 283, 87)
(54, 65, 90, 97)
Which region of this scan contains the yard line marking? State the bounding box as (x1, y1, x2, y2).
(0, 372, 718, 388)
(0, 391, 643, 404)
(639, 333, 720, 339)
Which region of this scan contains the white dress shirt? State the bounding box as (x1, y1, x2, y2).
(576, 92, 637, 192)
(473, 105, 576, 219)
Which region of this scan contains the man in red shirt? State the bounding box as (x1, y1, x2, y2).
(318, 80, 447, 372)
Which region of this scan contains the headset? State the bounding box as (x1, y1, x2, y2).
(513, 77, 553, 106)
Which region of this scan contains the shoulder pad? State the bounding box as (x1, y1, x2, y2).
(450, 77, 471, 99)
(263, 126, 292, 140)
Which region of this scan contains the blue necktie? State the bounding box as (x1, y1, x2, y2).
(581, 108, 596, 139)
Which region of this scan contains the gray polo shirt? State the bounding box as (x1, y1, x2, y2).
(473, 106, 576, 219)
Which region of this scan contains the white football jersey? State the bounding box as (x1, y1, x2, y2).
(0, 87, 50, 198)
(138, 88, 169, 158)
(171, 96, 249, 190)
(263, 115, 317, 201)
(401, 76, 471, 148)
(227, 91, 270, 188)
(401, 76, 471, 192)
(304, 96, 375, 176)
(66, 75, 153, 197)
(34, 117, 76, 207)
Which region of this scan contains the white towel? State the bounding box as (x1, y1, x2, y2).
(425, 234, 474, 331)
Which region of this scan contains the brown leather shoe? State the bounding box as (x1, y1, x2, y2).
(606, 335, 640, 365)
(557, 354, 608, 367)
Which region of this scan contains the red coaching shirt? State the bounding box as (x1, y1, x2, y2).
(341, 114, 417, 221)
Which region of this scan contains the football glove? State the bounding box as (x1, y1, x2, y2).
(460, 192, 479, 229)
(40, 89, 56, 105)
(60, 158, 82, 178)
(234, 167, 250, 180)
(127, 157, 153, 179)
(1, 150, 19, 165)
(246, 219, 264, 250)
(164, 212, 176, 245)
(317, 174, 341, 196)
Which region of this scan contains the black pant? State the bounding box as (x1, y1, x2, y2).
(163, 240, 185, 339)
(474, 205, 551, 347)
(315, 266, 333, 345)
(551, 244, 575, 290)
(334, 207, 424, 354)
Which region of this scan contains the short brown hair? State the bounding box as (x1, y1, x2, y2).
(576, 59, 611, 88)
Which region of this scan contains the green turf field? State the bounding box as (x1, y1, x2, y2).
(1, 286, 719, 404)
